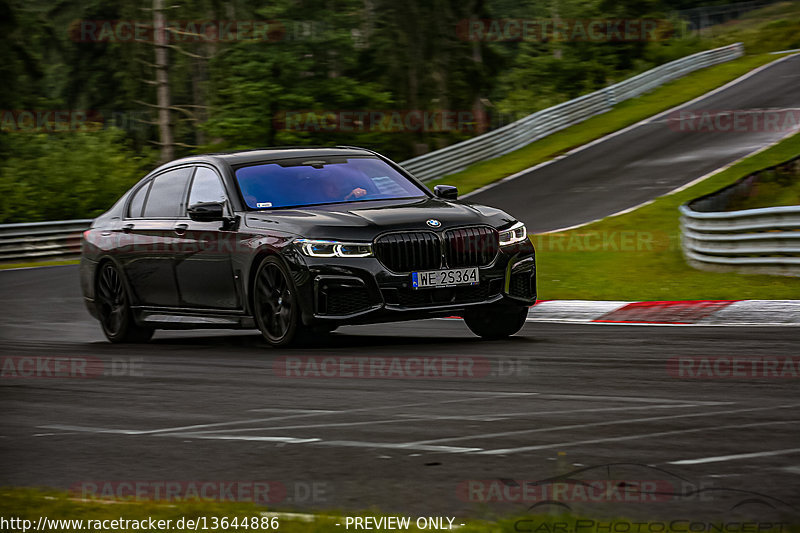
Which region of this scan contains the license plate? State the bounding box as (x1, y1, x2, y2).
(411, 267, 479, 289)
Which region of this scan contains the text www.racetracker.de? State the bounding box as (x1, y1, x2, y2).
(0, 515, 279, 532)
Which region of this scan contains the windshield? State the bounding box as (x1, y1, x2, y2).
(235, 156, 427, 209)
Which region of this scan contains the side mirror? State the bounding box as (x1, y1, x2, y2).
(188, 201, 225, 222)
(434, 185, 458, 200)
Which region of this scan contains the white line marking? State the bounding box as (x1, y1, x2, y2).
(547, 201, 657, 232)
(215, 395, 729, 435)
(247, 408, 339, 414)
(532, 393, 710, 404)
(180, 403, 715, 435)
(463, 158, 568, 198)
(179, 434, 483, 453)
(407, 390, 724, 404)
(668, 447, 800, 465)
(37, 425, 146, 435)
(401, 390, 539, 396)
(406, 403, 800, 446)
(313, 440, 483, 453)
(545, 126, 799, 233)
(260, 512, 319, 523)
(479, 420, 798, 455)
(260, 510, 465, 529)
(462, 53, 798, 205)
(161, 435, 322, 444)
(665, 128, 800, 195)
(393, 414, 510, 421)
(37, 392, 529, 436)
(175, 417, 430, 435)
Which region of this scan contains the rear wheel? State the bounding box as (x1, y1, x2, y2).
(464, 304, 528, 340)
(253, 257, 302, 347)
(95, 262, 154, 343)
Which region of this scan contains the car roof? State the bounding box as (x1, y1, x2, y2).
(165, 146, 377, 168)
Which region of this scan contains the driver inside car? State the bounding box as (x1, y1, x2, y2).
(317, 174, 367, 202)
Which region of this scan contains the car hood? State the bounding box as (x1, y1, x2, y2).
(243, 197, 517, 240)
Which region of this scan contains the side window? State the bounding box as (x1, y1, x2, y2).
(128, 181, 151, 218)
(188, 167, 227, 208)
(142, 167, 193, 218)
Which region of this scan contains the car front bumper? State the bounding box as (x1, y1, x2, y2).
(285, 239, 537, 327)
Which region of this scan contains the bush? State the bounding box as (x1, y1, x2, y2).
(0, 129, 155, 223)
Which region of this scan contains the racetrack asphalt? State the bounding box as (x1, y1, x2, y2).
(1, 266, 798, 520)
(468, 54, 800, 233)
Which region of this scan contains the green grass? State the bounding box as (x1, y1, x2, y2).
(726, 161, 800, 210)
(535, 132, 800, 301)
(706, 1, 800, 54)
(3, 488, 798, 533)
(427, 53, 782, 195)
(0, 259, 79, 270)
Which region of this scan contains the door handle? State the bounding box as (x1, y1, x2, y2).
(122, 223, 134, 233)
(174, 223, 188, 235)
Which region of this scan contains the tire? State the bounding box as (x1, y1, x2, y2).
(95, 262, 154, 343)
(464, 304, 528, 340)
(253, 256, 303, 347)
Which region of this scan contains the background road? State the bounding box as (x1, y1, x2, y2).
(470, 54, 800, 232)
(1, 266, 798, 520)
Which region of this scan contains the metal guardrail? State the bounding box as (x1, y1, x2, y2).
(400, 43, 744, 181)
(0, 44, 746, 263)
(0, 219, 92, 263)
(680, 204, 800, 276)
(680, 153, 800, 276)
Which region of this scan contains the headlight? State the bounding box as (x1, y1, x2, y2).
(499, 222, 527, 246)
(296, 239, 373, 258)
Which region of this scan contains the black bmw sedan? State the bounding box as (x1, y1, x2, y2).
(80, 147, 536, 346)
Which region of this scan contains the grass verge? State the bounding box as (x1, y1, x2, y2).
(0, 259, 79, 270)
(726, 158, 800, 210)
(2, 488, 798, 533)
(426, 53, 786, 195)
(534, 132, 800, 301)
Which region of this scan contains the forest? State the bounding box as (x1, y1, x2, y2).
(0, 0, 793, 222)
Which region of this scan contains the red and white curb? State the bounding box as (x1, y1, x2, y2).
(527, 300, 800, 326)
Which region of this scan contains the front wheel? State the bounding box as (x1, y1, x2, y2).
(95, 262, 154, 343)
(464, 304, 528, 340)
(253, 256, 302, 347)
